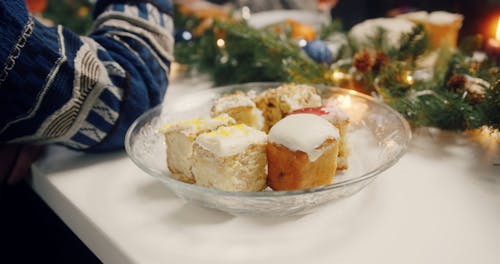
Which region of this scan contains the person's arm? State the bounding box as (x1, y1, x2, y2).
(0, 0, 174, 152)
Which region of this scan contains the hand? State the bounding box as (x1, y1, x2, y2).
(0, 144, 45, 185)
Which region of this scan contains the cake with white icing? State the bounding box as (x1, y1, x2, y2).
(160, 114, 235, 183)
(192, 124, 268, 192)
(266, 114, 340, 190)
(211, 90, 264, 130)
(290, 105, 350, 170)
(254, 84, 322, 132)
(162, 84, 351, 192)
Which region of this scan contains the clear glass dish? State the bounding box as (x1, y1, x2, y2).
(125, 82, 411, 216)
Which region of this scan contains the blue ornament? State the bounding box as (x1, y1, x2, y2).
(303, 40, 333, 65)
(174, 30, 193, 43)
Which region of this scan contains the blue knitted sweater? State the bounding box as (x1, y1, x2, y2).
(0, 0, 173, 152)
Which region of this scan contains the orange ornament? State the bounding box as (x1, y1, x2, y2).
(77, 6, 90, 17)
(288, 20, 316, 41)
(178, 3, 230, 20)
(25, 0, 47, 13)
(179, 3, 232, 37)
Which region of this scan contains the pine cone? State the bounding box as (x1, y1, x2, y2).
(447, 74, 466, 92)
(373, 52, 390, 72)
(466, 92, 485, 104)
(464, 77, 489, 104)
(353, 49, 376, 74)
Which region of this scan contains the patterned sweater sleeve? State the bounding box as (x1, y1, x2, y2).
(0, 0, 173, 152)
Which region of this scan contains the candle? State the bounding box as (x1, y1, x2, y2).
(327, 93, 368, 122)
(486, 17, 500, 63)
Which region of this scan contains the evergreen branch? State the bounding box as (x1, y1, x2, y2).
(174, 8, 500, 132)
(318, 19, 344, 40)
(396, 24, 429, 62)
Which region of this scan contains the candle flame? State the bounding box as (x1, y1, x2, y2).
(406, 74, 414, 85)
(332, 71, 346, 81)
(496, 17, 500, 41)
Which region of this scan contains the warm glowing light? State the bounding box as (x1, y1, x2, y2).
(348, 90, 357, 95)
(496, 17, 500, 41)
(403, 71, 414, 85)
(406, 74, 414, 85)
(330, 70, 352, 83)
(336, 95, 352, 109)
(481, 126, 500, 141)
(488, 17, 500, 49)
(329, 93, 368, 122)
(332, 71, 346, 81)
(216, 38, 225, 48)
(467, 126, 500, 165)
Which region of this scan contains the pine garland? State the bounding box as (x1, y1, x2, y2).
(175, 19, 326, 84)
(174, 6, 500, 132)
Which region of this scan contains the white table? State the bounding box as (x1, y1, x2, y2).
(30, 77, 500, 264)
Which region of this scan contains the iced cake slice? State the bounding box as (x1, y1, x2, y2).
(291, 105, 350, 170)
(211, 90, 264, 130)
(192, 124, 268, 192)
(160, 114, 235, 183)
(254, 84, 322, 132)
(267, 114, 340, 191)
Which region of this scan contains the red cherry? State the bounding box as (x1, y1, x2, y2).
(290, 106, 329, 116)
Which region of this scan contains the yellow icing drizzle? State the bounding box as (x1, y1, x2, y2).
(206, 124, 251, 137)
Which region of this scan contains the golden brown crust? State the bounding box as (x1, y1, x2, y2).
(170, 172, 196, 184)
(211, 91, 264, 130)
(266, 139, 339, 191)
(254, 88, 282, 132)
(221, 106, 256, 127)
(254, 84, 322, 132)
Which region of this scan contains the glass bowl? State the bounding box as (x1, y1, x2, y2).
(125, 83, 411, 216)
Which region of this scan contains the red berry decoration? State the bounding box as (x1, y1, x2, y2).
(290, 106, 329, 116)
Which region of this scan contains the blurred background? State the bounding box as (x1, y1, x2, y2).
(31, 0, 500, 39)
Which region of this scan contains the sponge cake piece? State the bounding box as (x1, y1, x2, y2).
(192, 124, 268, 192)
(160, 114, 235, 183)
